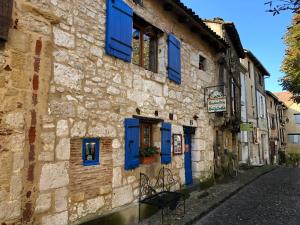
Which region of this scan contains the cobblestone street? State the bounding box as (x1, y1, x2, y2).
(195, 168, 300, 225)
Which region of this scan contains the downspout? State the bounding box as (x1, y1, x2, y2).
(275, 102, 281, 164)
(265, 92, 270, 164)
(254, 76, 260, 164)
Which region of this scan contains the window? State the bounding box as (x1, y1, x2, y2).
(258, 72, 263, 86)
(259, 76, 263, 86)
(270, 100, 272, 109)
(0, 0, 13, 42)
(82, 138, 100, 166)
(132, 17, 158, 72)
(251, 85, 254, 106)
(124, 118, 172, 170)
(199, 55, 206, 71)
(271, 116, 276, 130)
(260, 96, 264, 118)
(295, 114, 300, 124)
(230, 78, 237, 116)
(288, 134, 300, 144)
(248, 61, 251, 78)
(140, 123, 153, 150)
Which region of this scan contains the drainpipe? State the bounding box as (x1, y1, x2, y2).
(254, 77, 260, 164)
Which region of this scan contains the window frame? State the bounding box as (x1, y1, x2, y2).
(230, 78, 237, 116)
(288, 134, 300, 144)
(140, 122, 153, 151)
(294, 114, 300, 124)
(271, 116, 276, 130)
(132, 19, 158, 73)
(199, 55, 206, 71)
(82, 138, 100, 166)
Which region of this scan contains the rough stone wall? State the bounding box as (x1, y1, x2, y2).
(0, 0, 56, 224)
(0, 0, 220, 224)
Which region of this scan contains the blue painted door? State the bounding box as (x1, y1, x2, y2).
(184, 129, 193, 185)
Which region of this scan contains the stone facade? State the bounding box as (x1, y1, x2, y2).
(275, 92, 300, 154)
(204, 19, 244, 172)
(240, 51, 270, 165)
(266, 91, 280, 164)
(0, 0, 227, 224)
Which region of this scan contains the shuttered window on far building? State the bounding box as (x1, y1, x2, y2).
(0, 0, 13, 42)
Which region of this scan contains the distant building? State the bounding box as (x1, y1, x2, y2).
(266, 91, 286, 164)
(240, 50, 270, 165)
(275, 92, 300, 154)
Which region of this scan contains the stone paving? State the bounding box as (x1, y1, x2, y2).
(138, 166, 276, 225)
(195, 168, 300, 225)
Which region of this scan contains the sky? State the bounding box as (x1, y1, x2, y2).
(180, 0, 293, 92)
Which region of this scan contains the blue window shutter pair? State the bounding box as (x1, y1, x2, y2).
(106, 2, 181, 82)
(124, 118, 140, 170)
(168, 34, 181, 84)
(124, 119, 172, 170)
(106, 0, 133, 62)
(161, 122, 172, 164)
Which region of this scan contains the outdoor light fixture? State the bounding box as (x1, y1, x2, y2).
(136, 108, 141, 115)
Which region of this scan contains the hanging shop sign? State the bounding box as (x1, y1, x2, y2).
(240, 122, 254, 131)
(207, 90, 226, 113)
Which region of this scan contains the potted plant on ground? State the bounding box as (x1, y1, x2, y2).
(140, 146, 160, 164)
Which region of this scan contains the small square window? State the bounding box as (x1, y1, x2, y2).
(82, 138, 100, 166)
(199, 55, 206, 71)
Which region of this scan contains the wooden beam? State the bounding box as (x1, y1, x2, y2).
(178, 15, 189, 23)
(163, 3, 173, 11)
(190, 26, 198, 33)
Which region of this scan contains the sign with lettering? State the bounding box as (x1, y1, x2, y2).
(208, 97, 226, 113)
(240, 122, 254, 131)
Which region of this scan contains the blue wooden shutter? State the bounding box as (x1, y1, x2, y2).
(124, 118, 140, 170)
(161, 122, 172, 164)
(167, 34, 181, 84)
(106, 0, 133, 62)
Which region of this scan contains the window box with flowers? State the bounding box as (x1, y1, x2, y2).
(140, 146, 160, 164)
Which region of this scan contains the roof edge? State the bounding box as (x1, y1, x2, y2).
(244, 49, 270, 76)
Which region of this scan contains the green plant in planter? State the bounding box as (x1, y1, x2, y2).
(287, 153, 300, 167)
(140, 146, 159, 158)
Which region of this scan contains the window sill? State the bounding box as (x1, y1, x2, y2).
(140, 154, 160, 165)
(83, 161, 100, 166)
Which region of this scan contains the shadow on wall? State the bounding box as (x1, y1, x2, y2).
(82, 204, 157, 225)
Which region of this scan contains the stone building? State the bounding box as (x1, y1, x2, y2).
(0, 0, 230, 224)
(265, 90, 285, 164)
(203, 18, 245, 171)
(240, 50, 270, 165)
(275, 92, 300, 154)
(238, 59, 249, 163)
